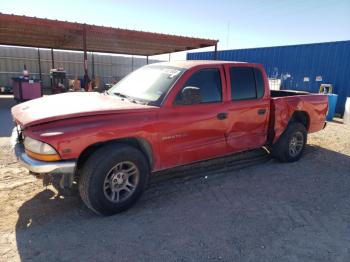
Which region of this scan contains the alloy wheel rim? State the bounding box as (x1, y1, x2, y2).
(289, 131, 304, 157)
(103, 161, 139, 203)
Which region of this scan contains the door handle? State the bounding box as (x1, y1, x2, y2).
(217, 112, 228, 120)
(257, 109, 266, 115)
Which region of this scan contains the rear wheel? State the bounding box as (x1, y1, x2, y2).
(79, 144, 149, 216)
(271, 122, 307, 162)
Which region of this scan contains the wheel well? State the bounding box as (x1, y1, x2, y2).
(76, 138, 154, 175)
(290, 111, 310, 130)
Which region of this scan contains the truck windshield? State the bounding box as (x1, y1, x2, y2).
(107, 65, 185, 105)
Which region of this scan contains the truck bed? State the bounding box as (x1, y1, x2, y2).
(269, 92, 328, 144)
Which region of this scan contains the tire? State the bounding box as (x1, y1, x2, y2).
(271, 122, 307, 162)
(79, 143, 149, 216)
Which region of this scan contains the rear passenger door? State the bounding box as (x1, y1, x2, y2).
(224, 65, 270, 152)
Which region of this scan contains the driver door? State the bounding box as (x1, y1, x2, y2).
(157, 66, 229, 170)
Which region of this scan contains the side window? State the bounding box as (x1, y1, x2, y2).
(254, 68, 265, 99)
(175, 68, 222, 105)
(230, 67, 256, 101)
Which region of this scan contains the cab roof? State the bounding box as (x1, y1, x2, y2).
(155, 60, 251, 69)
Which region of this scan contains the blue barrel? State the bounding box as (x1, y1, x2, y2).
(326, 94, 338, 121)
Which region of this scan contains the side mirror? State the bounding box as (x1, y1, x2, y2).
(178, 86, 201, 105)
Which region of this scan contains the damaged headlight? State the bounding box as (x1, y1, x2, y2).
(24, 137, 60, 161)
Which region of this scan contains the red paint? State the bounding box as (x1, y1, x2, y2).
(12, 61, 328, 172)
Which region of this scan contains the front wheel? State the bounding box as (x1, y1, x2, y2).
(79, 144, 149, 216)
(271, 122, 307, 162)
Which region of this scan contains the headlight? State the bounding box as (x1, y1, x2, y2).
(24, 137, 61, 161)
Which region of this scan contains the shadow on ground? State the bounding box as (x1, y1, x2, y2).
(15, 145, 350, 261)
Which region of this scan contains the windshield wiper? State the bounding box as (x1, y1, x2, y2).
(128, 97, 149, 105)
(113, 92, 128, 98)
(113, 92, 147, 104)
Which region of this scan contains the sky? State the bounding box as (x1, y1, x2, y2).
(1, 0, 349, 60)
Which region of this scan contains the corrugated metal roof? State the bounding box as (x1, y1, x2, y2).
(0, 13, 217, 56)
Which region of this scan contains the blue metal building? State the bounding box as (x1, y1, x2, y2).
(187, 41, 350, 114)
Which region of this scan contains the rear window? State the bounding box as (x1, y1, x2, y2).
(230, 67, 256, 100)
(230, 67, 265, 101)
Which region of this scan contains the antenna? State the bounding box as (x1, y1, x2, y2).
(226, 21, 230, 49)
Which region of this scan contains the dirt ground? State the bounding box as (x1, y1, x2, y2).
(1, 95, 350, 262)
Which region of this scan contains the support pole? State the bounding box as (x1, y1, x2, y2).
(213, 43, 218, 60)
(146, 56, 149, 65)
(51, 49, 55, 68)
(91, 52, 95, 78)
(37, 48, 42, 81)
(131, 55, 134, 71)
(50, 49, 54, 90)
(168, 53, 171, 62)
(83, 24, 89, 91)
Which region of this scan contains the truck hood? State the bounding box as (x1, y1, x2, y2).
(12, 92, 157, 127)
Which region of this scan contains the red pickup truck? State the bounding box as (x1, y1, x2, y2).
(12, 61, 328, 215)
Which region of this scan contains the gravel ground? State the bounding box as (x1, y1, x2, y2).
(1, 95, 350, 262)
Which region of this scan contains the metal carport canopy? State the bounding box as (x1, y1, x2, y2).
(0, 13, 218, 56)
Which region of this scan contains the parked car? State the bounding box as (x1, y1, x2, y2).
(11, 61, 328, 215)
